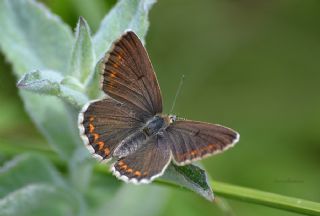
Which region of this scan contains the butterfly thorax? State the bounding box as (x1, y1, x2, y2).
(143, 114, 176, 136)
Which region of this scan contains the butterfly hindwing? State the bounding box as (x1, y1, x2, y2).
(166, 120, 239, 165)
(78, 98, 145, 161)
(101, 31, 163, 116)
(112, 134, 171, 184)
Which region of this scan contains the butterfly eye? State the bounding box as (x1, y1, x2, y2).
(169, 115, 176, 123)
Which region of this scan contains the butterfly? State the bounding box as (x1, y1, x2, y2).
(78, 31, 239, 184)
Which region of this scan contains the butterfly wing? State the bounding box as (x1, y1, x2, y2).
(78, 98, 146, 161)
(112, 134, 171, 184)
(166, 120, 239, 165)
(101, 31, 163, 117)
(80, 31, 163, 161)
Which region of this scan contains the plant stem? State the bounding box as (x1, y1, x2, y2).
(1, 142, 320, 216)
(212, 181, 320, 216)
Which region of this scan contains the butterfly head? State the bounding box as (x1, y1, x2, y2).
(169, 114, 176, 124)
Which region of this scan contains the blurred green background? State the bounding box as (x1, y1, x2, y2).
(0, 0, 319, 215)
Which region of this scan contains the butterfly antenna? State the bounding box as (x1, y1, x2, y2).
(170, 75, 185, 114)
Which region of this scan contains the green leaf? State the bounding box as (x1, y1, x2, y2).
(95, 184, 169, 216)
(84, 169, 122, 213)
(93, 0, 157, 59)
(17, 70, 63, 95)
(0, 153, 65, 197)
(0, 153, 87, 215)
(0, 0, 79, 160)
(16, 69, 88, 107)
(0, 184, 82, 216)
(68, 0, 113, 31)
(0, 0, 73, 75)
(69, 17, 95, 84)
(68, 146, 94, 192)
(19, 92, 81, 159)
(161, 163, 214, 201)
(86, 58, 104, 99)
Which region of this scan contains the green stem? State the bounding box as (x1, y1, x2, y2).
(212, 181, 320, 216)
(1, 142, 320, 216)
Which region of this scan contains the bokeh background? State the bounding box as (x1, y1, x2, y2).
(1, 0, 319, 215)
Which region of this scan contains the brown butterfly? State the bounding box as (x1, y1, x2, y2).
(78, 31, 239, 184)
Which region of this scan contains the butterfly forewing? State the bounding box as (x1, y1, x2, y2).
(79, 98, 145, 161)
(101, 31, 163, 116)
(166, 120, 239, 165)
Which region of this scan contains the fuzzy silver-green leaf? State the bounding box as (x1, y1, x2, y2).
(0, 0, 79, 159)
(93, 0, 156, 59)
(69, 17, 95, 84)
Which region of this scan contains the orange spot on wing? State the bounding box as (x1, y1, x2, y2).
(110, 72, 116, 78)
(89, 124, 94, 133)
(118, 161, 124, 166)
(127, 168, 133, 173)
(121, 164, 128, 170)
(89, 116, 94, 122)
(113, 63, 119, 68)
(104, 148, 110, 156)
(208, 144, 215, 150)
(202, 148, 207, 153)
(134, 171, 141, 176)
(93, 133, 99, 141)
(97, 141, 104, 150)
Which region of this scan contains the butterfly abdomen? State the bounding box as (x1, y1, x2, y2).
(113, 115, 170, 158)
(113, 131, 147, 158)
